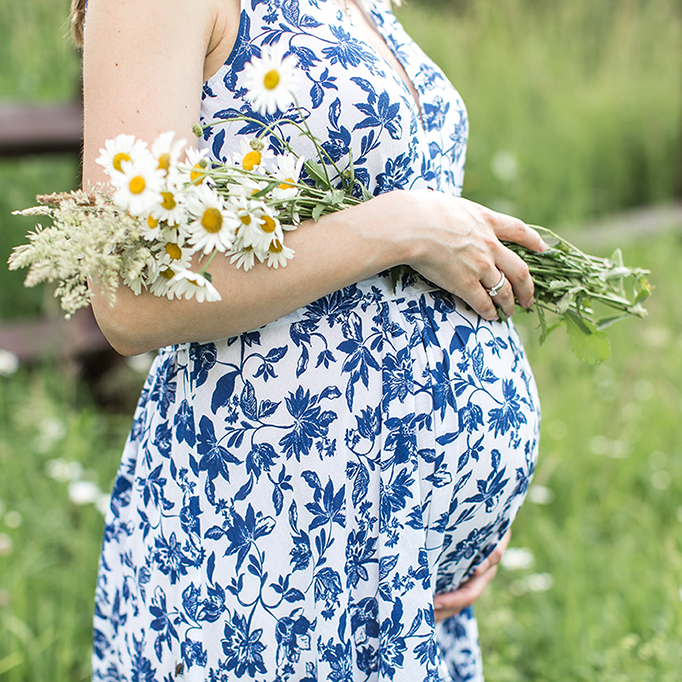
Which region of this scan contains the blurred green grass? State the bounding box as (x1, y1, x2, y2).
(1, 0, 682, 680)
(395, 0, 682, 226)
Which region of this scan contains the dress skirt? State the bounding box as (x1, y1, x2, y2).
(92, 273, 540, 682)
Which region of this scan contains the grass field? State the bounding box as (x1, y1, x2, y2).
(1, 0, 682, 680)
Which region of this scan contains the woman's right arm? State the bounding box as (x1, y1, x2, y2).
(83, 0, 544, 356)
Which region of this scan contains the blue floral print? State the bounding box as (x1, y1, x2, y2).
(92, 0, 540, 680)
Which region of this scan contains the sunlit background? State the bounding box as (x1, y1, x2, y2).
(1, 0, 682, 679)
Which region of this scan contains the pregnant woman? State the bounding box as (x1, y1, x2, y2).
(75, 0, 544, 679)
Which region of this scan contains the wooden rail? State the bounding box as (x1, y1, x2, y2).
(0, 100, 83, 157)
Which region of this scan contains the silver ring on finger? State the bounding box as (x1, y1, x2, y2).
(486, 270, 506, 298)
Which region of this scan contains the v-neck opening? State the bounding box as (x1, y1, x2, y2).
(366, 5, 424, 126)
(332, 0, 425, 128)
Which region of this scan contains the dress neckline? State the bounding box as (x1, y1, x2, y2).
(328, 0, 425, 126)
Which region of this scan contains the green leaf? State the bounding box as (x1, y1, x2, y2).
(304, 160, 329, 188)
(330, 189, 346, 205)
(311, 202, 325, 222)
(596, 314, 632, 330)
(565, 311, 611, 363)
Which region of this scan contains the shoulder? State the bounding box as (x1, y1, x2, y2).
(83, 0, 240, 82)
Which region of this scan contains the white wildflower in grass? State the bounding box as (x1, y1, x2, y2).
(234, 138, 274, 171)
(4, 511, 22, 529)
(272, 153, 305, 200)
(265, 238, 295, 269)
(111, 156, 165, 217)
(0, 534, 12, 557)
(500, 547, 534, 571)
(46, 458, 84, 483)
(510, 572, 554, 596)
(96, 133, 149, 176)
(69, 480, 103, 506)
(242, 46, 299, 115)
(0, 350, 19, 377)
(151, 131, 187, 176)
(96, 493, 111, 517)
(171, 269, 221, 302)
(186, 185, 238, 254)
(528, 485, 554, 505)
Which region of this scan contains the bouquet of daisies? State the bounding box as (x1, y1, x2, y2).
(8, 46, 650, 362)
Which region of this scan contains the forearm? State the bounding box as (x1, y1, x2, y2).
(91, 190, 412, 355)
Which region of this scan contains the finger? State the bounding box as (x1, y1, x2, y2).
(467, 285, 501, 322)
(486, 210, 547, 253)
(481, 269, 514, 317)
(484, 275, 515, 318)
(433, 566, 499, 621)
(493, 247, 535, 308)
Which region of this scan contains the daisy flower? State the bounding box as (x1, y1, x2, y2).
(265, 238, 295, 269)
(185, 185, 238, 254)
(272, 153, 305, 200)
(242, 46, 300, 115)
(233, 138, 275, 171)
(150, 266, 182, 299)
(151, 131, 187, 176)
(140, 214, 164, 241)
(232, 195, 271, 250)
(111, 156, 165, 217)
(228, 172, 271, 199)
(149, 175, 187, 226)
(229, 246, 257, 271)
(181, 147, 212, 185)
(171, 269, 221, 302)
(96, 133, 150, 177)
(154, 238, 194, 271)
(252, 207, 285, 254)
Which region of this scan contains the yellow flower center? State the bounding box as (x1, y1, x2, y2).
(165, 243, 182, 260)
(242, 150, 261, 171)
(161, 191, 176, 210)
(129, 176, 146, 194)
(113, 152, 132, 172)
(240, 214, 252, 226)
(263, 69, 280, 90)
(147, 215, 159, 229)
(190, 164, 205, 185)
(160, 268, 175, 280)
(269, 239, 283, 253)
(262, 216, 277, 233)
(278, 178, 295, 190)
(201, 208, 223, 233)
(157, 153, 171, 172)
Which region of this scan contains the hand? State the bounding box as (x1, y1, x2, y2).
(433, 529, 511, 623)
(396, 191, 546, 321)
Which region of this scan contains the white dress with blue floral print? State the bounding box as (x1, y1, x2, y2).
(92, 1, 540, 680)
